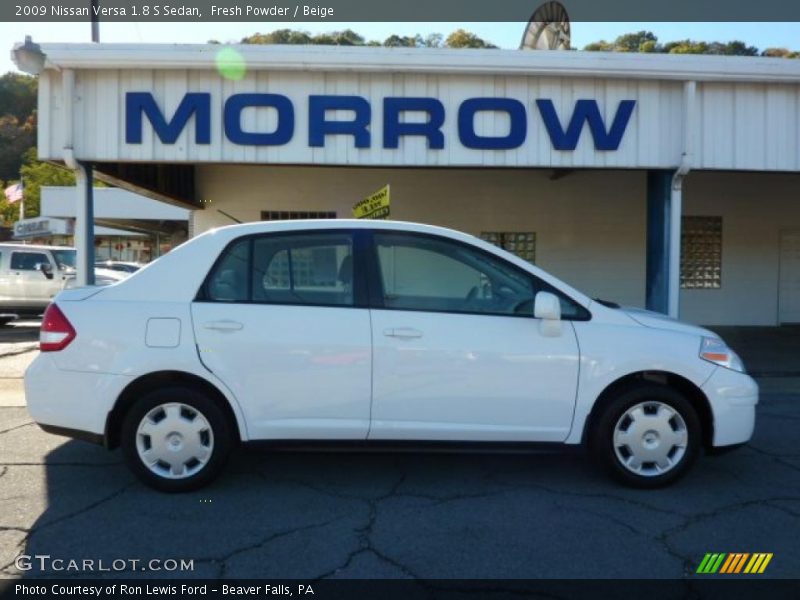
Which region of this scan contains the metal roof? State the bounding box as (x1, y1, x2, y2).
(12, 40, 800, 84)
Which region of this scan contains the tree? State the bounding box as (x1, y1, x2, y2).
(0, 114, 35, 182)
(445, 29, 498, 49)
(0, 147, 76, 223)
(0, 73, 37, 123)
(238, 28, 496, 49)
(663, 40, 710, 54)
(383, 34, 424, 48)
(584, 32, 796, 57)
(583, 40, 614, 52)
(762, 47, 800, 58)
(241, 29, 313, 45)
(614, 31, 658, 52)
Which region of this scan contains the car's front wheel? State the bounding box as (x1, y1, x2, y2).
(121, 387, 233, 492)
(590, 384, 701, 488)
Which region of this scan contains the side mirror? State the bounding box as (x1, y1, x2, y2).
(36, 263, 54, 280)
(534, 291, 561, 320)
(534, 291, 562, 337)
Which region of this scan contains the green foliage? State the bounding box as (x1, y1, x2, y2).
(239, 28, 495, 49)
(762, 47, 800, 58)
(0, 72, 37, 182)
(584, 31, 791, 57)
(241, 29, 371, 46)
(0, 114, 35, 182)
(614, 31, 658, 52)
(444, 29, 498, 49)
(0, 147, 75, 224)
(0, 73, 37, 122)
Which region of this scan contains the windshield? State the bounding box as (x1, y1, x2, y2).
(51, 249, 76, 270)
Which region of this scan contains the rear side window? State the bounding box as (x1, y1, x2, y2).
(206, 240, 249, 302)
(11, 252, 50, 271)
(203, 232, 355, 307)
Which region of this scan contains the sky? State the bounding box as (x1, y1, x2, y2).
(1, 21, 800, 73)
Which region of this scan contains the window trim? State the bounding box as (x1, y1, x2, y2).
(195, 229, 368, 309)
(363, 229, 591, 321)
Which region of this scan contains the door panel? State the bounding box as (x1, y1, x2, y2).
(370, 310, 580, 441)
(191, 230, 371, 440)
(192, 303, 372, 439)
(10, 251, 54, 308)
(367, 231, 581, 442)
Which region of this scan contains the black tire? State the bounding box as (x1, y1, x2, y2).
(121, 386, 233, 492)
(589, 384, 701, 488)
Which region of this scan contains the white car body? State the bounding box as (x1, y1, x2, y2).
(24, 220, 758, 489)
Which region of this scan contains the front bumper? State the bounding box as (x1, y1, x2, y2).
(701, 366, 758, 447)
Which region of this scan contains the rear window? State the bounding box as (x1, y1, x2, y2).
(202, 232, 355, 307)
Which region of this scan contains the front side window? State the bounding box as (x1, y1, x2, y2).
(373, 232, 535, 316)
(204, 232, 354, 307)
(373, 232, 588, 319)
(10, 252, 51, 271)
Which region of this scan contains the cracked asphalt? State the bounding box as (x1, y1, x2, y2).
(0, 321, 798, 581)
(0, 377, 798, 581)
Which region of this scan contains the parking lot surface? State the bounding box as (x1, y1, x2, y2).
(0, 374, 798, 580)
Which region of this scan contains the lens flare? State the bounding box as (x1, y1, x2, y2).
(215, 47, 246, 81)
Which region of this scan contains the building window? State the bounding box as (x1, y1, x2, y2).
(261, 211, 337, 221)
(681, 216, 722, 289)
(480, 232, 536, 263)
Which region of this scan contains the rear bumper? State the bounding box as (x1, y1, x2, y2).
(701, 366, 759, 447)
(24, 353, 132, 442)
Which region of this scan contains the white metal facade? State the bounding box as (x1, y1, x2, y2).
(29, 44, 800, 172)
(14, 42, 800, 326)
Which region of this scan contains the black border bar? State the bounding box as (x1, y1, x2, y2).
(4, 0, 800, 22)
(3, 579, 800, 600)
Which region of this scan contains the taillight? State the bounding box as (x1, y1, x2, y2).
(40, 303, 76, 352)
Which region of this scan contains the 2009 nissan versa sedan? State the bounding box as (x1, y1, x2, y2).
(25, 220, 758, 492)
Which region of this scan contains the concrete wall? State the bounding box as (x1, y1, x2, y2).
(682, 171, 800, 326)
(194, 165, 800, 326)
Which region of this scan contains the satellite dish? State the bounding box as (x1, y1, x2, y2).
(520, 1, 571, 50)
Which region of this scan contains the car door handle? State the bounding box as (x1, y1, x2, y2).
(383, 327, 423, 339)
(203, 320, 243, 332)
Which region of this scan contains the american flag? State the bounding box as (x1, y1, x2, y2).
(4, 182, 22, 204)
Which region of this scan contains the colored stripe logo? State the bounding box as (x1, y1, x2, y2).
(696, 553, 773, 574)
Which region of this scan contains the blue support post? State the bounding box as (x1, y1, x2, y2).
(646, 170, 673, 314)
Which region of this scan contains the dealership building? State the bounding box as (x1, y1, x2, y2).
(11, 40, 800, 325)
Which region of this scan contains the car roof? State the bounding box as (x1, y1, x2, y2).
(202, 219, 478, 243)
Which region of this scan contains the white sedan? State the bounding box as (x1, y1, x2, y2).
(25, 220, 757, 492)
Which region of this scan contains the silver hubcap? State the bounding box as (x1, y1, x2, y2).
(136, 403, 214, 479)
(613, 401, 688, 477)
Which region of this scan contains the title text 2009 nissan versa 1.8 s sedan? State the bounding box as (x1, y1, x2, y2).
(24, 220, 758, 492)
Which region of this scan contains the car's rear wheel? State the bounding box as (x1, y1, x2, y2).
(590, 384, 701, 488)
(121, 387, 232, 492)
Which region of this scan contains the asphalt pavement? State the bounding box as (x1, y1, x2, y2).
(0, 324, 798, 580)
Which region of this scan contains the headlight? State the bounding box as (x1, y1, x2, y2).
(699, 337, 745, 372)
